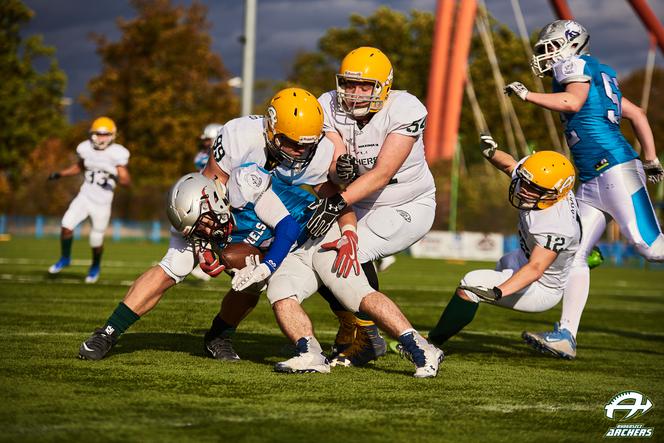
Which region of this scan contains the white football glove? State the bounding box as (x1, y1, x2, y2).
(643, 158, 664, 184)
(479, 134, 498, 159)
(504, 82, 529, 101)
(231, 254, 272, 292)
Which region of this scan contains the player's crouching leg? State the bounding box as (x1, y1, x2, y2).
(358, 292, 444, 378)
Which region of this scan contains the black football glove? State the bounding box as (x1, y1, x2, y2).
(306, 193, 347, 238)
(458, 285, 503, 302)
(336, 154, 359, 184)
(47, 172, 61, 181)
(479, 134, 497, 159)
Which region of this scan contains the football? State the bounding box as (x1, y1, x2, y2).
(220, 242, 264, 272)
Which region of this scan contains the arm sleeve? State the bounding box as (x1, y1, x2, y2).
(227, 163, 272, 210)
(553, 57, 591, 85)
(388, 93, 428, 137)
(261, 215, 301, 272)
(115, 146, 130, 166)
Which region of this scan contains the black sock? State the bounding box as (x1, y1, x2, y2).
(206, 315, 236, 340)
(92, 247, 103, 268)
(104, 302, 140, 337)
(61, 237, 73, 259)
(428, 293, 479, 345)
(318, 284, 345, 311)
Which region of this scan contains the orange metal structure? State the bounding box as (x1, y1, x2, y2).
(424, 0, 455, 162)
(439, 0, 477, 160)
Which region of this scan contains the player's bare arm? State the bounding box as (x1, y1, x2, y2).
(339, 133, 415, 206)
(201, 155, 229, 184)
(621, 97, 657, 161)
(496, 245, 558, 296)
(48, 159, 83, 180)
(479, 134, 517, 176)
(506, 81, 590, 113)
(116, 165, 131, 186)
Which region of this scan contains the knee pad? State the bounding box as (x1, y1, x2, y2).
(89, 230, 105, 248)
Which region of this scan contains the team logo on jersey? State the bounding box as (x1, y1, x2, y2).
(594, 158, 610, 172)
(245, 173, 263, 189)
(562, 60, 576, 75)
(396, 210, 411, 223)
(604, 391, 654, 438)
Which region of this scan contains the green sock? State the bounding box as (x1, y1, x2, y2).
(92, 248, 103, 268)
(104, 302, 140, 337)
(61, 237, 73, 259)
(429, 293, 479, 345)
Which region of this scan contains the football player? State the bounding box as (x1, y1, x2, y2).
(190, 123, 224, 281)
(165, 170, 444, 377)
(194, 123, 223, 171)
(77, 88, 343, 361)
(47, 117, 131, 283)
(428, 135, 580, 350)
(307, 47, 437, 366)
(504, 20, 664, 358)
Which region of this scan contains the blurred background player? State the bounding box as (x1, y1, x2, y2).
(307, 47, 436, 366)
(47, 116, 131, 283)
(190, 123, 224, 281)
(429, 135, 579, 355)
(505, 20, 664, 358)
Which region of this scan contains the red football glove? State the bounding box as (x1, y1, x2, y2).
(197, 247, 225, 278)
(321, 229, 360, 278)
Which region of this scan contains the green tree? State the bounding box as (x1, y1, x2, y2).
(81, 0, 239, 218)
(0, 0, 67, 208)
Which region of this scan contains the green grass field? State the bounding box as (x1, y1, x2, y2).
(1, 237, 662, 442)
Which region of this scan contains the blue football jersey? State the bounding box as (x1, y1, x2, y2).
(553, 55, 638, 182)
(228, 172, 315, 250)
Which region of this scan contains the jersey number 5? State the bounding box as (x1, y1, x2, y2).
(601, 72, 621, 124)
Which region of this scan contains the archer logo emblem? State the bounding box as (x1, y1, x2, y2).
(604, 391, 654, 439)
(605, 391, 653, 421)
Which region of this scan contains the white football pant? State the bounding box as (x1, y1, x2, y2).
(355, 195, 436, 263)
(61, 193, 111, 248)
(560, 159, 664, 337)
(460, 249, 563, 312)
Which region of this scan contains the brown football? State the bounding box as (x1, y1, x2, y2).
(220, 242, 264, 272)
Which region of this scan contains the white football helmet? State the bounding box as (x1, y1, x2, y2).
(531, 20, 590, 77)
(200, 123, 224, 141)
(167, 173, 233, 248)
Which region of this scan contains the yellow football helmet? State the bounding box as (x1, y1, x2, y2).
(509, 151, 576, 210)
(264, 87, 323, 170)
(336, 46, 393, 117)
(89, 116, 117, 150)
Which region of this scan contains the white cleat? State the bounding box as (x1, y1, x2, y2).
(397, 331, 445, 378)
(274, 336, 330, 374)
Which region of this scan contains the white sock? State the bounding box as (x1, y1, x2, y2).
(559, 265, 590, 338)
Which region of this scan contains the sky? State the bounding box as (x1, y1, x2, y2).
(23, 0, 664, 122)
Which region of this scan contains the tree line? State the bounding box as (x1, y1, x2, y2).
(1, 0, 660, 232)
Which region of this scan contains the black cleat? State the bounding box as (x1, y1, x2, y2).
(78, 327, 117, 360)
(204, 336, 240, 362)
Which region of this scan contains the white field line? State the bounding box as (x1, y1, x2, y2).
(0, 257, 157, 267)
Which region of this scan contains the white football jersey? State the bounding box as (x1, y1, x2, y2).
(517, 190, 580, 290)
(76, 140, 130, 205)
(319, 90, 435, 209)
(212, 115, 333, 187)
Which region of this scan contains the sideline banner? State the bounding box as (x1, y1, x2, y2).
(409, 231, 503, 261)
